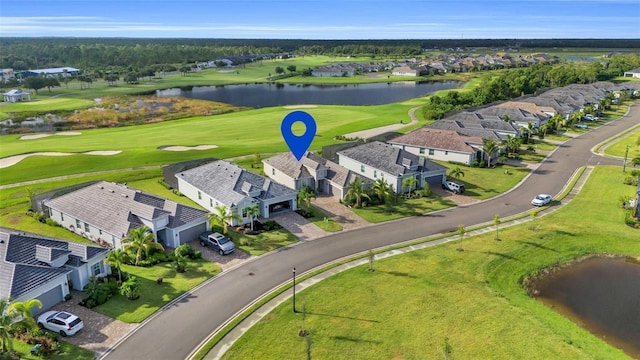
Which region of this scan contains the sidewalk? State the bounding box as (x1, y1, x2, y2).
(199, 166, 595, 360)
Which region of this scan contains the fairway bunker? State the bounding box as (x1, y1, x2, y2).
(158, 145, 218, 151)
(19, 131, 81, 140)
(0, 150, 122, 169)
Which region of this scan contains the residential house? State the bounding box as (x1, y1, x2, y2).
(176, 160, 298, 225)
(2, 89, 31, 103)
(428, 111, 520, 141)
(263, 152, 372, 199)
(476, 105, 549, 129)
(43, 181, 208, 249)
(497, 101, 556, 117)
(388, 128, 485, 165)
(392, 66, 419, 77)
(337, 141, 448, 193)
(623, 68, 640, 79)
(0, 232, 110, 315)
(19, 67, 81, 78)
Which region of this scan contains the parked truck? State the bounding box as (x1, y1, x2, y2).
(199, 231, 235, 255)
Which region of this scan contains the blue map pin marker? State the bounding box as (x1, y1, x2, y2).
(281, 111, 317, 161)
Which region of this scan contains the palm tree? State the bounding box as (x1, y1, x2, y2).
(297, 186, 316, 209)
(107, 249, 130, 282)
(1, 298, 43, 352)
(123, 225, 164, 266)
(402, 176, 418, 197)
(482, 139, 500, 168)
(449, 167, 465, 179)
(631, 156, 640, 167)
(243, 203, 260, 232)
(372, 178, 392, 204)
(504, 135, 522, 157)
(344, 178, 370, 208)
(209, 205, 239, 235)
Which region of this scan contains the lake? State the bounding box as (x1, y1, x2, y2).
(156, 81, 460, 108)
(533, 256, 640, 358)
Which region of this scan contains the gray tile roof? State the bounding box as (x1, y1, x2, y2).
(178, 160, 297, 207)
(0, 232, 109, 299)
(426, 118, 505, 141)
(44, 181, 207, 238)
(389, 128, 483, 153)
(338, 141, 447, 176)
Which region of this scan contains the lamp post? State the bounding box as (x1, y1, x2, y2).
(292, 267, 297, 313)
(623, 145, 631, 173)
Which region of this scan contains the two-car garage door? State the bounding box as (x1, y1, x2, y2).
(32, 285, 64, 316)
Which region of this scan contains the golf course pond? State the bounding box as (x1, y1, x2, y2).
(532, 256, 640, 358)
(156, 80, 460, 108)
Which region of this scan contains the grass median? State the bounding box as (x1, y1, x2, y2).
(220, 166, 638, 359)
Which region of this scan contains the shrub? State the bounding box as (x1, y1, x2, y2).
(157, 179, 173, 190)
(193, 249, 202, 259)
(629, 169, 640, 177)
(120, 276, 141, 300)
(64, 293, 72, 301)
(623, 176, 639, 186)
(262, 220, 282, 231)
(175, 244, 198, 259)
(45, 217, 61, 227)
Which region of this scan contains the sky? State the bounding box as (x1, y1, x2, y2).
(1, 0, 639, 39)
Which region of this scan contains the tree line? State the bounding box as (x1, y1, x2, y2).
(421, 54, 640, 121)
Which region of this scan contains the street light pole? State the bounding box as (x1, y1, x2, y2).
(623, 145, 631, 173)
(292, 267, 297, 313)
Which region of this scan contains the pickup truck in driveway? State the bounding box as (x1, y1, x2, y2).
(199, 231, 235, 255)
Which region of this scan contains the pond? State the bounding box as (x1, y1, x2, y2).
(533, 256, 640, 358)
(156, 81, 460, 108)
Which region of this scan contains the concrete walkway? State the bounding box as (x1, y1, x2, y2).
(201, 166, 595, 360)
(269, 211, 329, 241)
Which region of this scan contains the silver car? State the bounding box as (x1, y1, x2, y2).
(531, 194, 552, 206)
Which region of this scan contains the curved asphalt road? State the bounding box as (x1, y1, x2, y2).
(103, 105, 639, 360)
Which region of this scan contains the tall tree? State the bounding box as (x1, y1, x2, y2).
(372, 178, 392, 204)
(209, 205, 239, 234)
(243, 203, 260, 232)
(106, 249, 130, 282)
(482, 139, 500, 168)
(402, 176, 418, 196)
(344, 178, 370, 208)
(123, 225, 163, 266)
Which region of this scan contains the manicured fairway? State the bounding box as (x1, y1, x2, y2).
(222, 166, 638, 360)
(0, 97, 94, 113)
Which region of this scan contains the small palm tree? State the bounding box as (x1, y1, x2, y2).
(209, 205, 240, 235)
(107, 249, 130, 282)
(494, 214, 501, 241)
(482, 139, 500, 168)
(449, 167, 465, 179)
(297, 186, 316, 209)
(631, 156, 640, 167)
(244, 203, 260, 232)
(456, 224, 465, 251)
(344, 179, 370, 208)
(1, 298, 43, 352)
(372, 178, 392, 204)
(402, 176, 418, 197)
(123, 225, 164, 266)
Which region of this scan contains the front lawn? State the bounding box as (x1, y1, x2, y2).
(92, 259, 221, 323)
(439, 163, 530, 199)
(221, 166, 638, 359)
(227, 228, 299, 256)
(301, 206, 343, 232)
(605, 129, 640, 158)
(352, 194, 456, 223)
(11, 339, 95, 360)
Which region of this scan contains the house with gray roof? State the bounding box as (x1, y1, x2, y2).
(337, 141, 448, 193)
(624, 68, 640, 79)
(176, 160, 298, 225)
(388, 128, 485, 165)
(476, 105, 549, 129)
(428, 111, 519, 141)
(263, 152, 372, 199)
(2, 89, 31, 103)
(43, 181, 208, 249)
(0, 231, 110, 315)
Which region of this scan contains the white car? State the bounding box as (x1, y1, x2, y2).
(37, 311, 84, 337)
(531, 194, 553, 207)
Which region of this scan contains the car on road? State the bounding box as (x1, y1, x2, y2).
(37, 311, 84, 337)
(442, 181, 465, 194)
(531, 194, 553, 206)
(199, 231, 235, 255)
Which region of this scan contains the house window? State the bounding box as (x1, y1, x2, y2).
(99, 229, 103, 235)
(92, 263, 101, 276)
(419, 148, 425, 154)
(374, 170, 377, 178)
(60, 213, 64, 222)
(84, 223, 90, 232)
(242, 208, 248, 218)
(76, 219, 81, 228)
(360, 165, 365, 173)
(210, 198, 213, 207)
(272, 168, 276, 175)
(428, 149, 435, 156)
(198, 191, 202, 200)
(445, 151, 449, 155)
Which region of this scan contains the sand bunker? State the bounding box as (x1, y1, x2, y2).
(159, 145, 218, 151)
(0, 150, 122, 169)
(282, 105, 318, 109)
(20, 132, 82, 140)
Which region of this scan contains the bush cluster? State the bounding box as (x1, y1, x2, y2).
(174, 244, 202, 260)
(13, 328, 59, 355)
(261, 220, 283, 231)
(81, 276, 120, 308)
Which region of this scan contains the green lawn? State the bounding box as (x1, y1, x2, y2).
(221, 166, 638, 359)
(304, 206, 343, 232)
(441, 164, 530, 199)
(605, 129, 640, 158)
(0, 97, 94, 113)
(93, 260, 221, 323)
(12, 338, 95, 360)
(229, 228, 299, 256)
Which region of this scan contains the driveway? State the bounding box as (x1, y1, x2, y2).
(312, 195, 370, 230)
(190, 239, 254, 271)
(269, 211, 329, 241)
(48, 292, 137, 358)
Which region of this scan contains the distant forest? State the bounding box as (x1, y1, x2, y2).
(1, 38, 639, 70)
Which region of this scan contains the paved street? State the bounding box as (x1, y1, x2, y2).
(103, 105, 637, 360)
